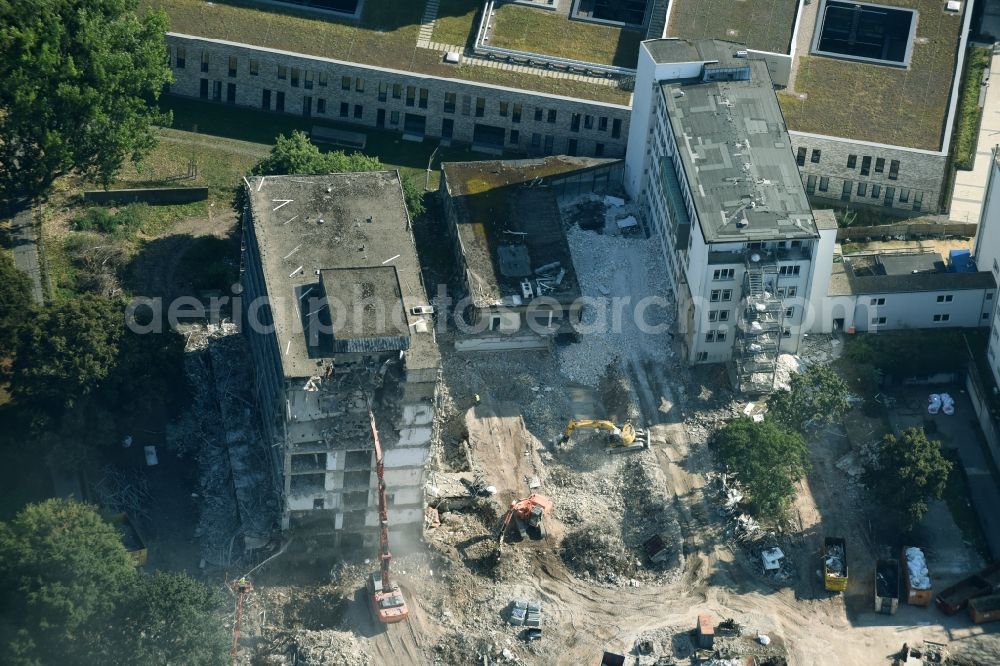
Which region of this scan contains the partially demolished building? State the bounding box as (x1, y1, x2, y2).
(241, 172, 439, 550)
(440, 156, 623, 351)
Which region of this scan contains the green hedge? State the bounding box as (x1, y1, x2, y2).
(953, 47, 993, 171)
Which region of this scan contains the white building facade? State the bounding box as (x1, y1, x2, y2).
(626, 39, 824, 392)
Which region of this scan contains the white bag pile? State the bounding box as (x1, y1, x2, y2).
(905, 547, 930, 590)
(928, 393, 956, 415)
(940, 393, 955, 416)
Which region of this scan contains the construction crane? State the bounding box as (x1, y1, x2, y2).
(498, 494, 553, 545)
(365, 402, 409, 624)
(229, 577, 252, 665)
(558, 419, 649, 452)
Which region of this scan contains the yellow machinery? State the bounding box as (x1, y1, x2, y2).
(558, 419, 648, 452)
(108, 513, 147, 566)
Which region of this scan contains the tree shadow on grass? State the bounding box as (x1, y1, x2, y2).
(124, 233, 240, 301)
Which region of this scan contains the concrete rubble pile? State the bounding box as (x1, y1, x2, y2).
(206, 331, 278, 551)
(708, 472, 761, 542)
(833, 452, 865, 505)
(560, 524, 636, 581)
(286, 630, 371, 666)
(553, 449, 683, 585)
(599, 358, 643, 423)
(798, 334, 842, 366)
(433, 634, 530, 666)
(436, 348, 572, 444)
(166, 322, 278, 566)
(630, 624, 690, 664)
(167, 322, 241, 566)
(556, 197, 675, 388)
(705, 472, 796, 583)
(773, 353, 802, 392)
(619, 458, 684, 575)
(683, 399, 744, 446)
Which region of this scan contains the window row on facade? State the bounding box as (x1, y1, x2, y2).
(803, 174, 925, 211)
(871, 313, 952, 325)
(192, 77, 616, 157)
(170, 46, 623, 138)
(796, 146, 901, 181)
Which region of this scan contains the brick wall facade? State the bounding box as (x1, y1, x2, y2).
(165, 34, 951, 215)
(788, 132, 947, 215)
(166, 34, 632, 158)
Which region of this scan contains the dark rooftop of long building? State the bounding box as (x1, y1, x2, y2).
(850, 251, 943, 277)
(653, 39, 817, 243)
(246, 172, 439, 378)
(441, 157, 618, 307)
(830, 252, 997, 295)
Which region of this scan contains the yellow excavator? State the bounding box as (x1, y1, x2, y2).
(558, 419, 649, 453)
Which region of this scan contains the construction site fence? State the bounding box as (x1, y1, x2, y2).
(83, 187, 209, 205)
(837, 222, 977, 241)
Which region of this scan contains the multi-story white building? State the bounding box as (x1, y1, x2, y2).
(974, 148, 1000, 387)
(625, 38, 835, 392)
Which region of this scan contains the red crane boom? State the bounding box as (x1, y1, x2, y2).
(367, 404, 392, 590)
(365, 400, 408, 623)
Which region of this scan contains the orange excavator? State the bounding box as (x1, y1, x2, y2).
(498, 494, 554, 545)
(365, 402, 409, 624)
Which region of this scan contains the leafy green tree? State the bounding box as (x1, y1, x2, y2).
(114, 571, 228, 666)
(252, 130, 382, 175)
(767, 363, 850, 432)
(0, 0, 172, 194)
(0, 500, 229, 666)
(0, 499, 138, 665)
(10, 295, 123, 408)
(862, 427, 952, 531)
(252, 131, 426, 216)
(714, 417, 810, 520)
(102, 326, 191, 418)
(0, 252, 33, 357)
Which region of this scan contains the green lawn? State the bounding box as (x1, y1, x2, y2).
(43, 92, 515, 300)
(433, 0, 481, 48)
(666, 0, 798, 54)
(780, 0, 963, 151)
(161, 95, 507, 190)
(488, 4, 642, 68)
(146, 0, 425, 71)
(952, 46, 993, 171)
(114, 128, 266, 199)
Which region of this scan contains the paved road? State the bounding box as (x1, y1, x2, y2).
(6, 201, 44, 304)
(890, 387, 1000, 562)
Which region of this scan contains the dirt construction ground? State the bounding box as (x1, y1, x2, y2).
(232, 198, 1000, 666)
